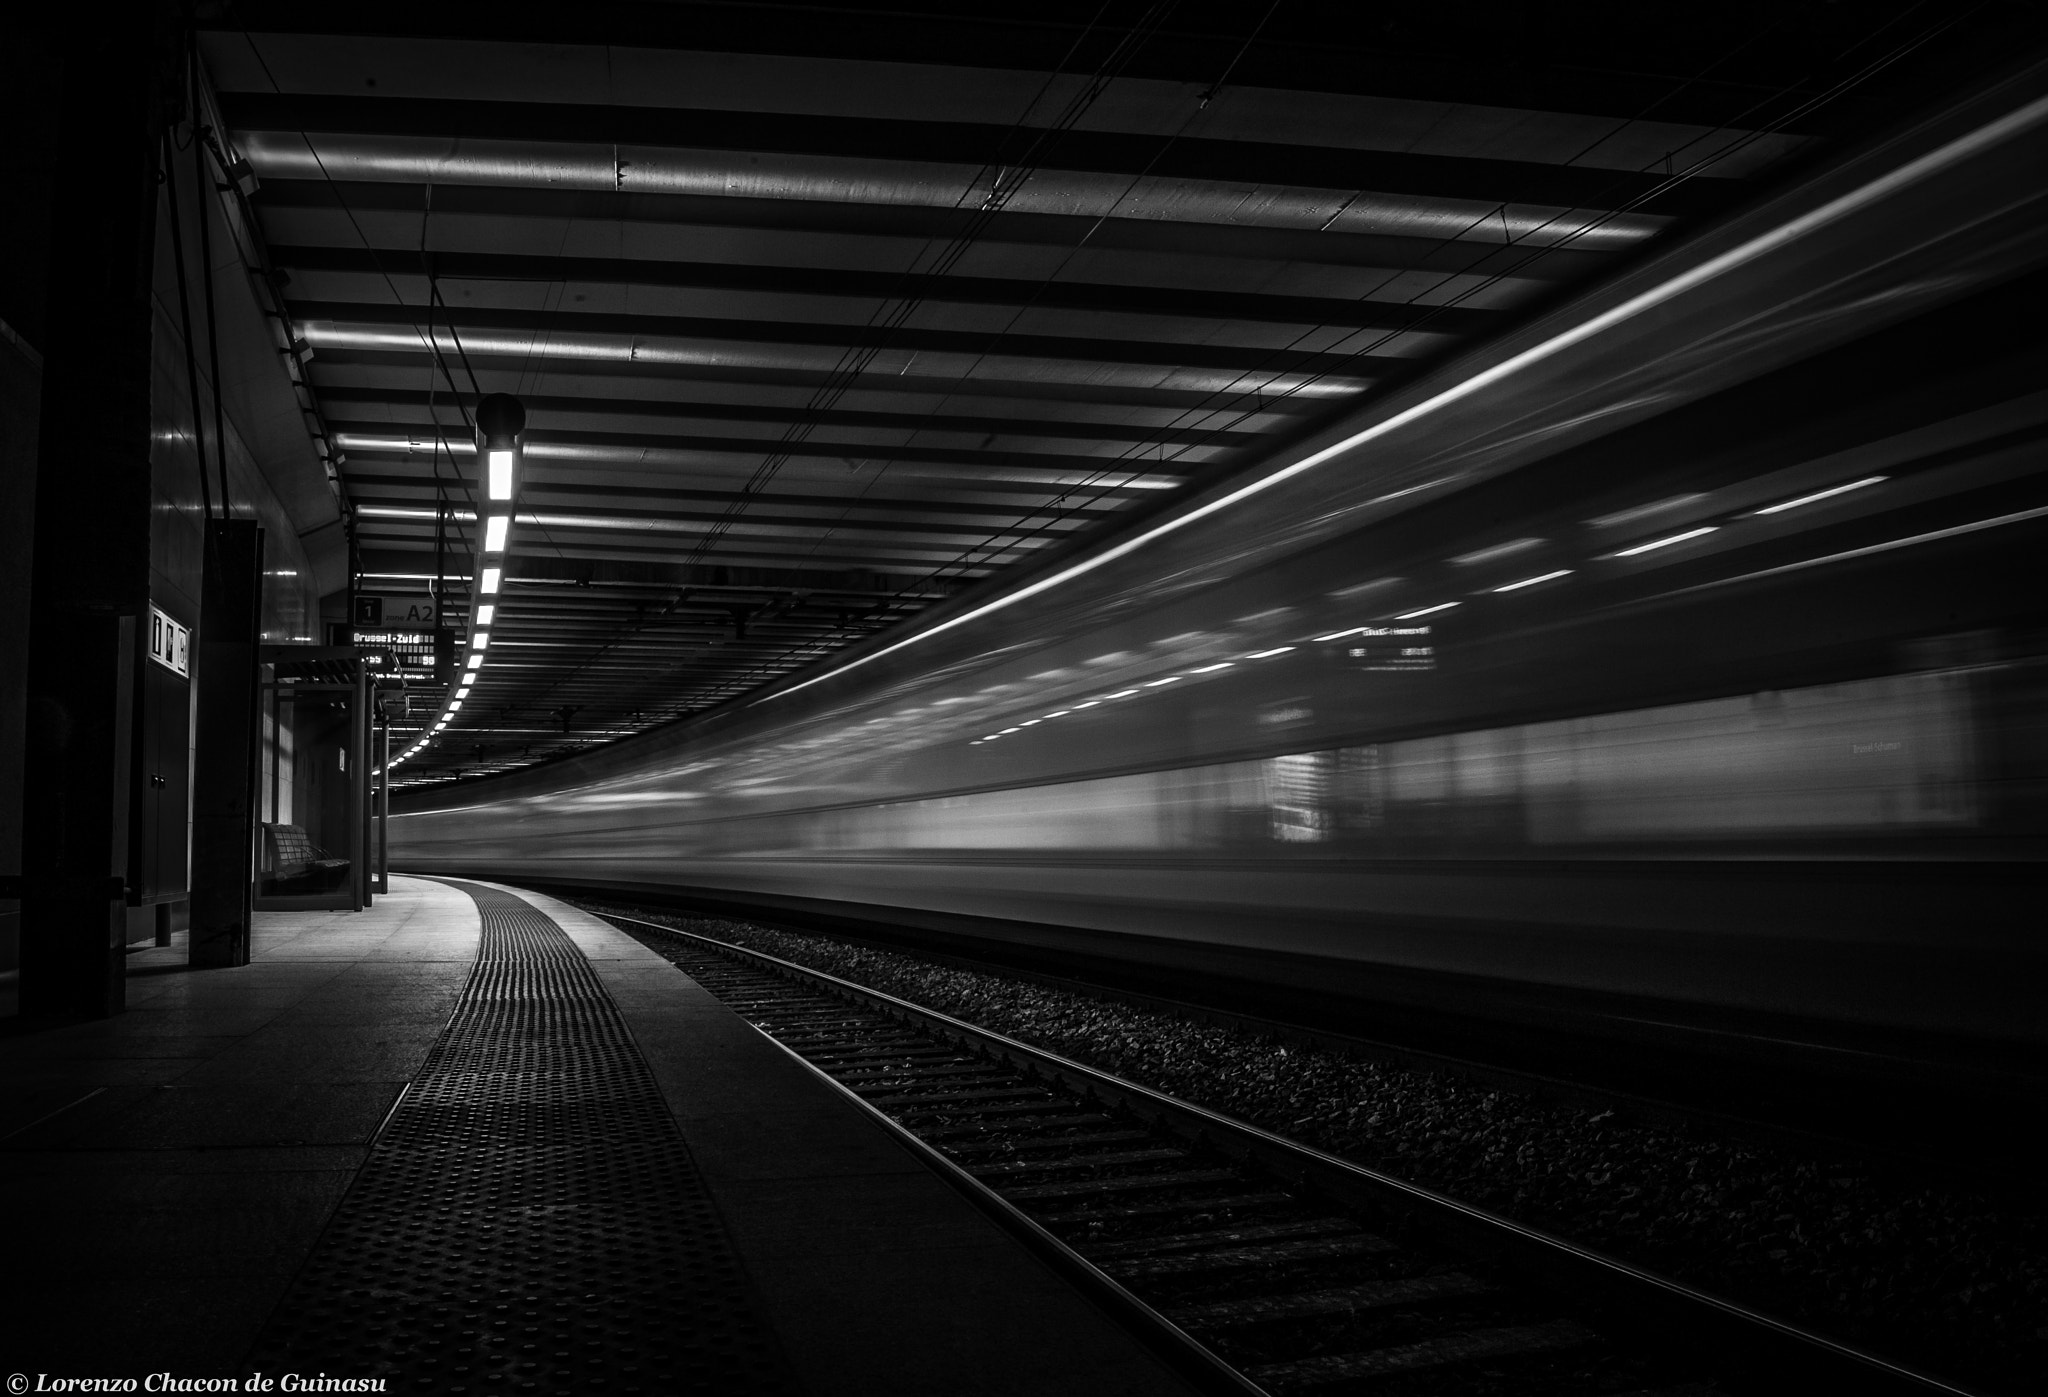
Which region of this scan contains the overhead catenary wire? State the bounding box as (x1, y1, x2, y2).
(415, 9, 1974, 759)
(505, 0, 1185, 730)
(301, 6, 1993, 773)
(897, 4, 1980, 595)
(241, 35, 589, 762)
(703, 4, 1979, 714)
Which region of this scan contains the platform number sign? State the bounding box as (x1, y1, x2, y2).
(148, 604, 191, 678)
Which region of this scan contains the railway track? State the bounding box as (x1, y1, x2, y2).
(592, 908, 1977, 1397)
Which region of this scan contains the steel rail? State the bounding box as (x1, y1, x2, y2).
(596, 907, 1985, 1397)
(759, 1018, 1271, 1397)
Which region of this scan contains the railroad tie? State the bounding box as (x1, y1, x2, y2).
(1246, 1320, 1597, 1386)
(1167, 1272, 1495, 1327)
(1103, 1233, 1397, 1278)
(1083, 1217, 1361, 1258)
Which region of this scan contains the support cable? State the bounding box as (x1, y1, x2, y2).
(720, 6, 1977, 711)
(904, 5, 1976, 598)
(562, 0, 1182, 727)
(191, 56, 231, 517)
(161, 128, 215, 527)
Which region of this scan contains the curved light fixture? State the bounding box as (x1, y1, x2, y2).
(385, 394, 526, 781)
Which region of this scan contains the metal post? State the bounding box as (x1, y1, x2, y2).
(376, 712, 391, 894)
(352, 666, 369, 912)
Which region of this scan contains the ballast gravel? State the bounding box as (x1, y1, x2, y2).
(590, 906, 2045, 1396)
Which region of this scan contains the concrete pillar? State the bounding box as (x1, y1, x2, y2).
(18, 8, 179, 1016)
(0, 325, 40, 997)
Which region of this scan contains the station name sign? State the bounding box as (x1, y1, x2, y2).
(147, 603, 191, 678)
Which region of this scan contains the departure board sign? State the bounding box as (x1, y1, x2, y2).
(147, 604, 190, 678)
(350, 628, 438, 681)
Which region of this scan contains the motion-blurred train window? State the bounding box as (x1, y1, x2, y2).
(1521, 670, 1976, 841)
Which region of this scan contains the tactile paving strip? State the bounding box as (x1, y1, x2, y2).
(247, 882, 799, 1394)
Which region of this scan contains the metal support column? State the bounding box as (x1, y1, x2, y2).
(190, 520, 263, 967)
(375, 712, 391, 894)
(352, 666, 369, 912)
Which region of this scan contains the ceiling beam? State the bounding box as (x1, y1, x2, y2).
(203, 3, 1835, 130)
(222, 93, 1743, 216)
(288, 300, 1405, 376)
(256, 179, 1622, 281)
(310, 345, 1334, 414)
(316, 386, 1272, 447)
(325, 416, 1196, 474)
(354, 547, 966, 596)
(274, 244, 1504, 333)
(341, 470, 1136, 518)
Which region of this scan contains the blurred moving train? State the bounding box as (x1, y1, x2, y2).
(395, 63, 2048, 1075)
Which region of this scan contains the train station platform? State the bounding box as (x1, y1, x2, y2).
(0, 875, 1197, 1396)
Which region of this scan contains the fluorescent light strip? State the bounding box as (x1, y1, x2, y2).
(487, 449, 515, 501)
(1588, 493, 1708, 529)
(1105, 689, 1141, 699)
(1314, 628, 1365, 641)
(480, 567, 502, 595)
(1451, 537, 1544, 566)
(749, 102, 2047, 708)
(1395, 602, 1459, 619)
(1143, 676, 1180, 686)
(475, 604, 495, 626)
(471, 632, 490, 650)
(1611, 526, 1720, 557)
(1188, 662, 1234, 673)
(483, 515, 509, 553)
(1754, 476, 1888, 515)
(1493, 569, 1573, 592)
(1245, 647, 1294, 659)
(1662, 505, 2048, 597)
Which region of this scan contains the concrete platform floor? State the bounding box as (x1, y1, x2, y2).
(0, 876, 1197, 1396)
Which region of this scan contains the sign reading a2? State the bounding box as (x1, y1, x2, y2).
(373, 595, 438, 626)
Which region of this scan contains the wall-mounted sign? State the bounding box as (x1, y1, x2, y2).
(148, 604, 190, 678)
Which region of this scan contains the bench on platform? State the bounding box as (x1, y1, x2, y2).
(261, 823, 351, 893)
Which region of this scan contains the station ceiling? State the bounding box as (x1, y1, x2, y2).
(195, 0, 2031, 787)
